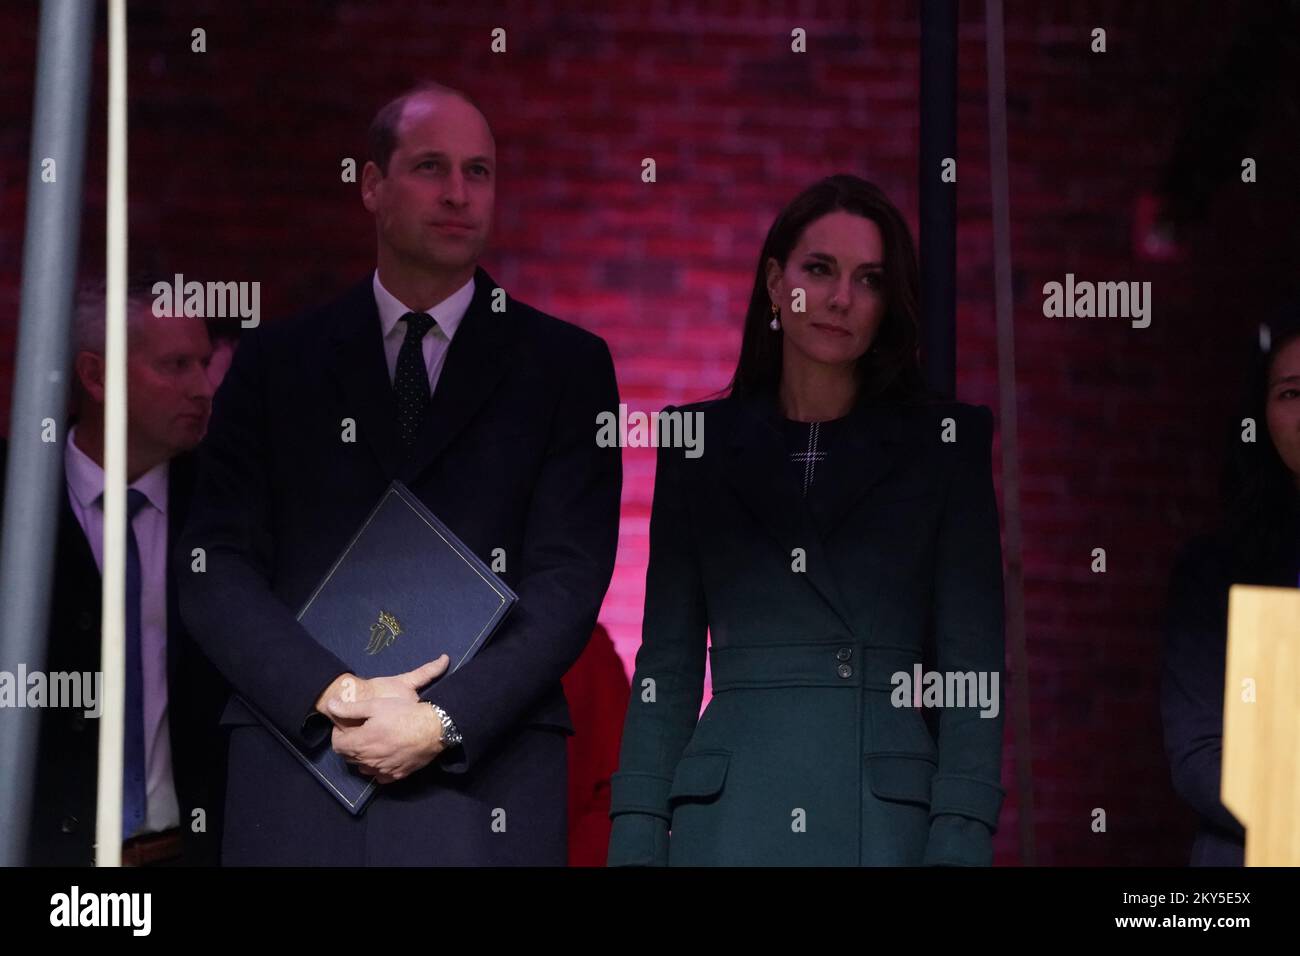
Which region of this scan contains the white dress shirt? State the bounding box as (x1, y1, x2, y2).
(372, 270, 474, 390)
(64, 425, 180, 836)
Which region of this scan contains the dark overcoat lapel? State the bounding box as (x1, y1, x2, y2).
(324, 268, 517, 485)
(722, 394, 920, 643)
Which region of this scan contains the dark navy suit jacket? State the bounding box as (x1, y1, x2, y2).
(1161, 526, 1299, 866)
(176, 267, 621, 865)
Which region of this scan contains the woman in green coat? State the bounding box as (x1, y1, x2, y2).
(607, 174, 1006, 866)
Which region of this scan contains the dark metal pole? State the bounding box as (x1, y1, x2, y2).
(0, 0, 96, 866)
(919, 0, 957, 400)
(984, 0, 1036, 866)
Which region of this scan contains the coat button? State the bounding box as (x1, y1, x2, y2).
(60, 815, 78, 834)
(69, 713, 86, 732)
(835, 647, 852, 662)
(837, 663, 853, 679)
(77, 610, 94, 631)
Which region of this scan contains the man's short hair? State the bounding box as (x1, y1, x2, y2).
(71, 280, 153, 355)
(67, 281, 152, 413)
(367, 81, 482, 177)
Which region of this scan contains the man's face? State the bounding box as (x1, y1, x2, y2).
(129, 313, 213, 455)
(362, 92, 496, 273)
(99, 312, 214, 457)
(77, 312, 214, 456)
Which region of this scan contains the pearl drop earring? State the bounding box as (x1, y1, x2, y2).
(769, 303, 781, 331)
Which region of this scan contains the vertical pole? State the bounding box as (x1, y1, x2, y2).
(0, 0, 96, 867)
(985, 0, 1037, 865)
(95, 0, 129, 867)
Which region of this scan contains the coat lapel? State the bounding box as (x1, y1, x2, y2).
(165, 452, 195, 690)
(325, 267, 518, 483)
(326, 278, 406, 479)
(723, 395, 918, 641)
(724, 394, 855, 637)
(815, 402, 916, 534)
(54, 478, 102, 668)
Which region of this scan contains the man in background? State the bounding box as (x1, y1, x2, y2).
(1, 287, 228, 865)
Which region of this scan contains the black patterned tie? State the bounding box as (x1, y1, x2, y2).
(394, 311, 437, 448)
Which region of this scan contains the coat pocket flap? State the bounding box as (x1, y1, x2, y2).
(865, 752, 937, 806)
(668, 751, 730, 801)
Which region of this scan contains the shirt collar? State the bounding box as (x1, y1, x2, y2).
(64, 424, 170, 516)
(373, 269, 475, 342)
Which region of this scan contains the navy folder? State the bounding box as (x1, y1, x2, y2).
(243, 481, 517, 815)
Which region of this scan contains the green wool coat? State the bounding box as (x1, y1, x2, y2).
(607, 393, 1007, 866)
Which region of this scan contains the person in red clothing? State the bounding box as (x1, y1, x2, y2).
(561, 624, 630, 866)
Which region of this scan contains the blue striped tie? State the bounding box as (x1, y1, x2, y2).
(121, 488, 149, 839)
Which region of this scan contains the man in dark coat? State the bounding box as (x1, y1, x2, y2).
(176, 82, 622, 865)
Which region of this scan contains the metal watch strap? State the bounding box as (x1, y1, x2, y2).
(429, 702, 463, 748)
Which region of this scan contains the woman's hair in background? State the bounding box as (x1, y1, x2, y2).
(1220, 295, 1300, 579)
(725, 174, 937, 406)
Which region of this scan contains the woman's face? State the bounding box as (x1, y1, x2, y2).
(765, 210, 887, 369)
(1266, 335, 1300, 490)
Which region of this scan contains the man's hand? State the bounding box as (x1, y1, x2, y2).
(315, 656, 450, 728)
(327, 697, 446, 784)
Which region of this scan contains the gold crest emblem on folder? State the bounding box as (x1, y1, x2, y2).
(365, 610, 402, 655)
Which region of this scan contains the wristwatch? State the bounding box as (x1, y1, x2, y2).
(428, 702, 463, 749)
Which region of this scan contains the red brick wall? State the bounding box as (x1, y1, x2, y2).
(2, 1, 1297, 866)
